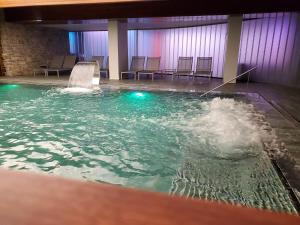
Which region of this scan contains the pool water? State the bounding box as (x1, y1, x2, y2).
(0, 84, 296, 213)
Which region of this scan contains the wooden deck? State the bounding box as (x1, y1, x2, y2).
(0, 169, 299, 225)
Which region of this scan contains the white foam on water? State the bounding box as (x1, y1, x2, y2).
(61, 87, 93, 94)
(59, 86, 102, 94)
(158, 97, 267, 159)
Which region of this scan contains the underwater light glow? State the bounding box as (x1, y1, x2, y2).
(124, 91, 154, 101)
(135, 92, 145, 97)
(1, 84, 20, 90)
(129, 92, 148, 100)
(7, 84, 18, 88)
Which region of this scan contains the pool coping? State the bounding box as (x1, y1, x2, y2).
(237, 91, 300, 210)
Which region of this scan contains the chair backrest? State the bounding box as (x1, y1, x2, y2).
(177, 57, 193, 72)
(130, 56, 145, 71)
(92, 56, 104, 69)
(145, 57, 160, 71)
(49, 55, 64, 68)
(62, 55, 77, 69)
(196, 57, 212, 73)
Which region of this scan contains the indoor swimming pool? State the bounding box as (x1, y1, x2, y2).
(0, 84, 296, 213)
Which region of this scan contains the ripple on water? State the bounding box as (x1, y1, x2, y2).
(0, 86, 296, 213)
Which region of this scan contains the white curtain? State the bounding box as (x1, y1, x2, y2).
(82, 31, 109, 60)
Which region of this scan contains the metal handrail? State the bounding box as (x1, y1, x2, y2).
(199, 66, 257, 98)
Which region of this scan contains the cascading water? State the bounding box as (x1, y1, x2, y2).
(67, 62, 99, 89)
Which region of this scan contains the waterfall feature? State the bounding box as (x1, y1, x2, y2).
(68, 62, 99, 89)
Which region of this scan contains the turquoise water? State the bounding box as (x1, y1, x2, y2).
(0, 84, 296, 213)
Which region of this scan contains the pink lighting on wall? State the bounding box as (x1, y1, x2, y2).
(239, 12, 300, 86)
(128, 24, 228, 78)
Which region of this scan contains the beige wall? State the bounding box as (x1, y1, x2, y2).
(108, 19, 128, 80)
(0, 22, 69, 76)
(223, 15, 243, 83)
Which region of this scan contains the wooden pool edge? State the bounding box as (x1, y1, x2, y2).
(0, 169, 299, 225)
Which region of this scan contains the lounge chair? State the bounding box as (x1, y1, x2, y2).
(33, 55, 64, 76)
(193, 57, 213, 80)
(45, 55, 77, 77)
(172, 57, 193, 80)
(121, 56, 145, 80)
(137, 57, 161, 81)
(92, 56, 104, 76)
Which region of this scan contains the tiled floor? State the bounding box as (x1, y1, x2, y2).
(1, 75, 300, 203)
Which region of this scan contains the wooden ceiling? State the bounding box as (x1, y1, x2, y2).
(0, 0, 143, 8)
(1, 0, 300, 23)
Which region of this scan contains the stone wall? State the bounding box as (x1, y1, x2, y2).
(0, 28, 4, 76)
(0, 22, 69, 76)
(0, 10, 4, 76)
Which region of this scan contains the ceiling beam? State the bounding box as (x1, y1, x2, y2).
(0, 0, 145, 8)
(3, 0, 300, 22)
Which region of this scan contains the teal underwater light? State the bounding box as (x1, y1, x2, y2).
(129, 91, 148, 99)
(134, 92, 145, 97)
(121, 91, 155, 103)
(1, 84, 20, 90)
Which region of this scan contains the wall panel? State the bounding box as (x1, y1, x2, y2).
(70, 12, 300, 86)
(82, 31, 108, 60)
(130, 23, 228, 77)
(239, 12, 300, 87)
(78, 22, 228, 77)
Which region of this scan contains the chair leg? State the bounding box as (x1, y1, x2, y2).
(57, 70, 59, 77)
(152, 73, 154, 81)
(138, 73, 140, 80)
